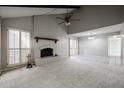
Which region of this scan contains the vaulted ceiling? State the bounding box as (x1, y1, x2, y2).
(0, 5, 80, 18)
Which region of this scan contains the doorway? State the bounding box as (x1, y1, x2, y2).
(8, 28, 30, 65)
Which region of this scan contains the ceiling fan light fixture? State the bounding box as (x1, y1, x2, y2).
(88, 36, 95, 40)
(65, 22, 70, 26)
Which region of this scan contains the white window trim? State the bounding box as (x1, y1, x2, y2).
(69, 37, 79, 56)
(7, 27, 31, 66)
(108, 37, 121, 57)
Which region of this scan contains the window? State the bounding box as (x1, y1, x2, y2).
(108, 37, 121, 57)
(69, 38, 78, 56)
(8, 28, 30, 65)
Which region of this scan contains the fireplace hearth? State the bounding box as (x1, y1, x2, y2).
(40, 48, 53, 57)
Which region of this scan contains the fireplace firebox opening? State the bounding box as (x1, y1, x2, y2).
(40, 48, 53, 57)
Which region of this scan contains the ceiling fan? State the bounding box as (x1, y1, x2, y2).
(56, 8, 80, 26)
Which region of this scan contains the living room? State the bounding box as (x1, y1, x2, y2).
(0, 5, 124, 88)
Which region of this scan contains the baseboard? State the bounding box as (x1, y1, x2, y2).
(0, 64, 26, 73)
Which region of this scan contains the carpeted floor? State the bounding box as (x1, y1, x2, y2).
(0, 57, 124, 88)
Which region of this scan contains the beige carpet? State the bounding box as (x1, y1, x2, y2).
(0, 57, 124, 88)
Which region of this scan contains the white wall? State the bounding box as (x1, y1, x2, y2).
(34, 15, 69, 58)
(79, 37, 108, 57)
(1, 17, 33, 69)
(79, 32, 120, 57)
(69, 6, 123, 34)
(0, 18, 1, 70)
(1, 15, 69, 69)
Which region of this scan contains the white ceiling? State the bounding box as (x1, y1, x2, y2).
(69, 23, 122, 37)
(0, 7, 74, 18)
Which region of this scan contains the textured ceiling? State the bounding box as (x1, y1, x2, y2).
(0, 7, 75, 18)
(69, 24, 122, 37)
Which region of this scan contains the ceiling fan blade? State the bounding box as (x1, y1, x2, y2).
(71, 19, 80, 21)
(69, 12, 74, 17)
(70, 12, 74, 15)
(56, 17, 64, 20)
(58, 21, 65, 25)
(67, 8, 69, 17)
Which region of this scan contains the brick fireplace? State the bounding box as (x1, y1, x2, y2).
(34, 37, 59, 65)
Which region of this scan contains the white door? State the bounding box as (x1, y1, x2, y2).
(8, 28, 30, 65)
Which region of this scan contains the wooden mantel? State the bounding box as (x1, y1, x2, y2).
(34, 37, 59, 43)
